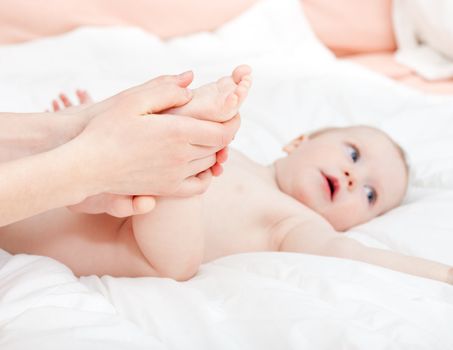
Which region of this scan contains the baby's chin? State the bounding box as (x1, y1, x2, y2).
(323, 212, 365, 232)
(303, 199, 358, 232)
(290, 188, 365, 232)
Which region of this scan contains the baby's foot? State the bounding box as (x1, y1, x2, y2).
(49, 66, 251, 122)
(167, 65, 252, 122)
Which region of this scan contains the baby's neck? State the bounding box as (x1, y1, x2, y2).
(266, 158, 289, 195)
(265, 162, 284, 191)
(251, 159, 283, 193)
(229, 149, 281, 190)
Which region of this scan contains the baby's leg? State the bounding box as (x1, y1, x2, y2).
(131, 195, 204, 281)
(51, 66, 251, 177)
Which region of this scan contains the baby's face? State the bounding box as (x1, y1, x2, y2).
(275, 127, 408, 231)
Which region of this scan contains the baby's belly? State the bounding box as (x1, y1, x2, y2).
(200, 191, 281, 262)
(202, 224, 273, 263)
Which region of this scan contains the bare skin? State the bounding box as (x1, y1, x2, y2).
(1, 72, 452, 285)
(50, 66, 251, 218)
(0, 71, 247, 227)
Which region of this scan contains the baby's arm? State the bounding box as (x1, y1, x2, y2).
(278, 219, 453, 284)
(131, 195, 204, 281)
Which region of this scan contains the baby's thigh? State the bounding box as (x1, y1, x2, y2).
(130, 195, 205, 279)
(132, 195, 204, 237)
(0, 208, 126, 276)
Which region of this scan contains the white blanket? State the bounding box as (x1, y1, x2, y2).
(393, 0, 453, 80)
(1, 0, 453, 349)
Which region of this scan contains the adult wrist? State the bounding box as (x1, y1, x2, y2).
(54, 111, 90, 144)
(57, 135, 107, 204)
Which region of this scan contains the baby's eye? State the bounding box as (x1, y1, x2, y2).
(364, 185, 377, 205)
(347, 144, 360, 163)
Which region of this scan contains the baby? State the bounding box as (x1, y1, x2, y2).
(1, 66, 452, 285)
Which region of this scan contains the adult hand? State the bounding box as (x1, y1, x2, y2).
(69, 146, 230, 217)
(68, 193, 156, 217)
(70, 73, 240, 202)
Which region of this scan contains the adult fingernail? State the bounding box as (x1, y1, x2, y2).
(178, 71, 192, 79)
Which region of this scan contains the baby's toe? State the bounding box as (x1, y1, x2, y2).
(235, 78, 252, 103)
(224, 93, 239, 111)
(241, 75, 252, 87)
(232, 65, 252, 84)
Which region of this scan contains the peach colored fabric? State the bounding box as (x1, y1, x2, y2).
(301, 0, 396, 56)
(1, 0, 451, 95)
(300, 0, 453, 94)
(344, 53, 453, 95)
(0, 0, 257, 44)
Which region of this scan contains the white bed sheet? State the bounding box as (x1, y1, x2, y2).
(1, 0, 453, 349)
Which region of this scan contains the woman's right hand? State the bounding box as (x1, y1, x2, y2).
(70, 73, 240, 201)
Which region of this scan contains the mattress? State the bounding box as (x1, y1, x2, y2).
(1, 0, 453, 349)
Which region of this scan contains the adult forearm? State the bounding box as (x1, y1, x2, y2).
(0, 141, 96, 227)
(0, 112, 86, 162)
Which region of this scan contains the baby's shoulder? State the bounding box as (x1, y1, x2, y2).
(264, 196, 332, 247)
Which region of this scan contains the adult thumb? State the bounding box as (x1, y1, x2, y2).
(133, 196, 156, 214)
(134, 83, 193, 115)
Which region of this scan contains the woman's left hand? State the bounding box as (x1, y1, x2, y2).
(68, 193, 156, 217)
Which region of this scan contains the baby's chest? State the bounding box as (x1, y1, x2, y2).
(200, 174, 296, 261)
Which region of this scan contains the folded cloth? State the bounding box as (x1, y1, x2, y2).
(393, 0, 453, 80)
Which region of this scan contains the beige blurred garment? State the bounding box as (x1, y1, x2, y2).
(393, 0, 453, 80)
(302, 0, 396, 56)
(0, 0, 257, 44)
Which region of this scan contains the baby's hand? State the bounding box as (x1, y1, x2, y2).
(49, 90, 92, 112)
(448, 267, 453, 285)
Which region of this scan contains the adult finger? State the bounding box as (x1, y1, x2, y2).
(187, 154, 217, 178)
(83, 195, 156, 217)
(129, 83, 193, 115)
(124, 71, 194, 97)
(175, 170, 213, 197)
(210, 162, 224, 177)
(144, 71, 194, 89)
(132, 196, 156, 214)
(183, 114, 241, 147)
(189, 144, 224, 160)
(216, 147, 229, 164)
(105, 195, 137, 217)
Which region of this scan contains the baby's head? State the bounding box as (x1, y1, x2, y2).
(274, 126, 409, 231)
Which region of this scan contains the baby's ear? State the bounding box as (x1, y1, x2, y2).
(283, 134, 306, 154)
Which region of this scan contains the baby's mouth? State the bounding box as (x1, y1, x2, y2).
(322, 172, 339, 201)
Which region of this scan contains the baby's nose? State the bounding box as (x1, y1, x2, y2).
(344, 171, 356, 191)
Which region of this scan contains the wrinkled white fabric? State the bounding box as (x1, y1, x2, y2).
(1, 0, 453, 349)
(393, 0, 453, 80)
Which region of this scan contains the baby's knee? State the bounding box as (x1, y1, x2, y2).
(155, 260, 201, 281)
